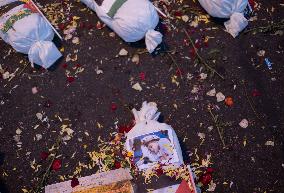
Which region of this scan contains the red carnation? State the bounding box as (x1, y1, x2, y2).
(40, 152, 49, 160)
(52, 159, 62, 171)
(71, 177, 79, 188)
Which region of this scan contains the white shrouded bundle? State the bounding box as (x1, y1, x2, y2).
(81, 0, 163, 53)
(0, 2, 62, 68)
(198, 0, 249, 37)
(125, 102, 184, 170)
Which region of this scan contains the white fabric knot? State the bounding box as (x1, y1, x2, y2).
(145, 29, 163, 53)
(28, 40, 62, 69)
(224, 12, 248, 38)
(132, 101, 161, 123)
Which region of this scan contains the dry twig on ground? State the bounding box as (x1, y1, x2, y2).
(244, 19, 284, 34)
(208, 108, 226, 148)
(241, 80, 267, 127)
(183, 29, 225, 80)
(34, 137, 62, 193)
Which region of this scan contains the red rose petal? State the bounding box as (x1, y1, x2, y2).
(114, 161, 121, 169)
(203, 41, 209, 48)
(139, 72, 145, 81)
(252, 89, 261, 97)
(75, 64, 81, 68)
(52, 159, 62, 171)
(58, 23, 65, 31)
(174, 11, 182, 17)
(87, 23, 94, 30)
(206, 167, 214, 173)
(79, 22, 85, 29)
(111, 103, 117, 111)
(176, 69, 183, 77)
(71, 177, 79, 188)
(67, 76, 75, 83)
(199, 173, 212, 185)
(62, 63, 68, 68)
(155, 168, 164, 176)
(40, 152, 49, 160)
(118, 121, 134, 133)
(194, 41, 201, 49)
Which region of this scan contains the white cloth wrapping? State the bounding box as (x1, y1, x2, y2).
(126, 102, 184, 170)
(198, 0, 249, 37)
(0, 4, 62, 68)
(81, 0, 163, 53)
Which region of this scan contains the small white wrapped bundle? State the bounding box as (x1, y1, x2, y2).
(81, 0, 162, 53)
(125, 102, 184, 170)
(198, 0, 249, 37)
(0, 1, 62, 68)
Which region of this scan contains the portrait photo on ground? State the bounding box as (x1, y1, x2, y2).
(126, 129, 180, 170)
